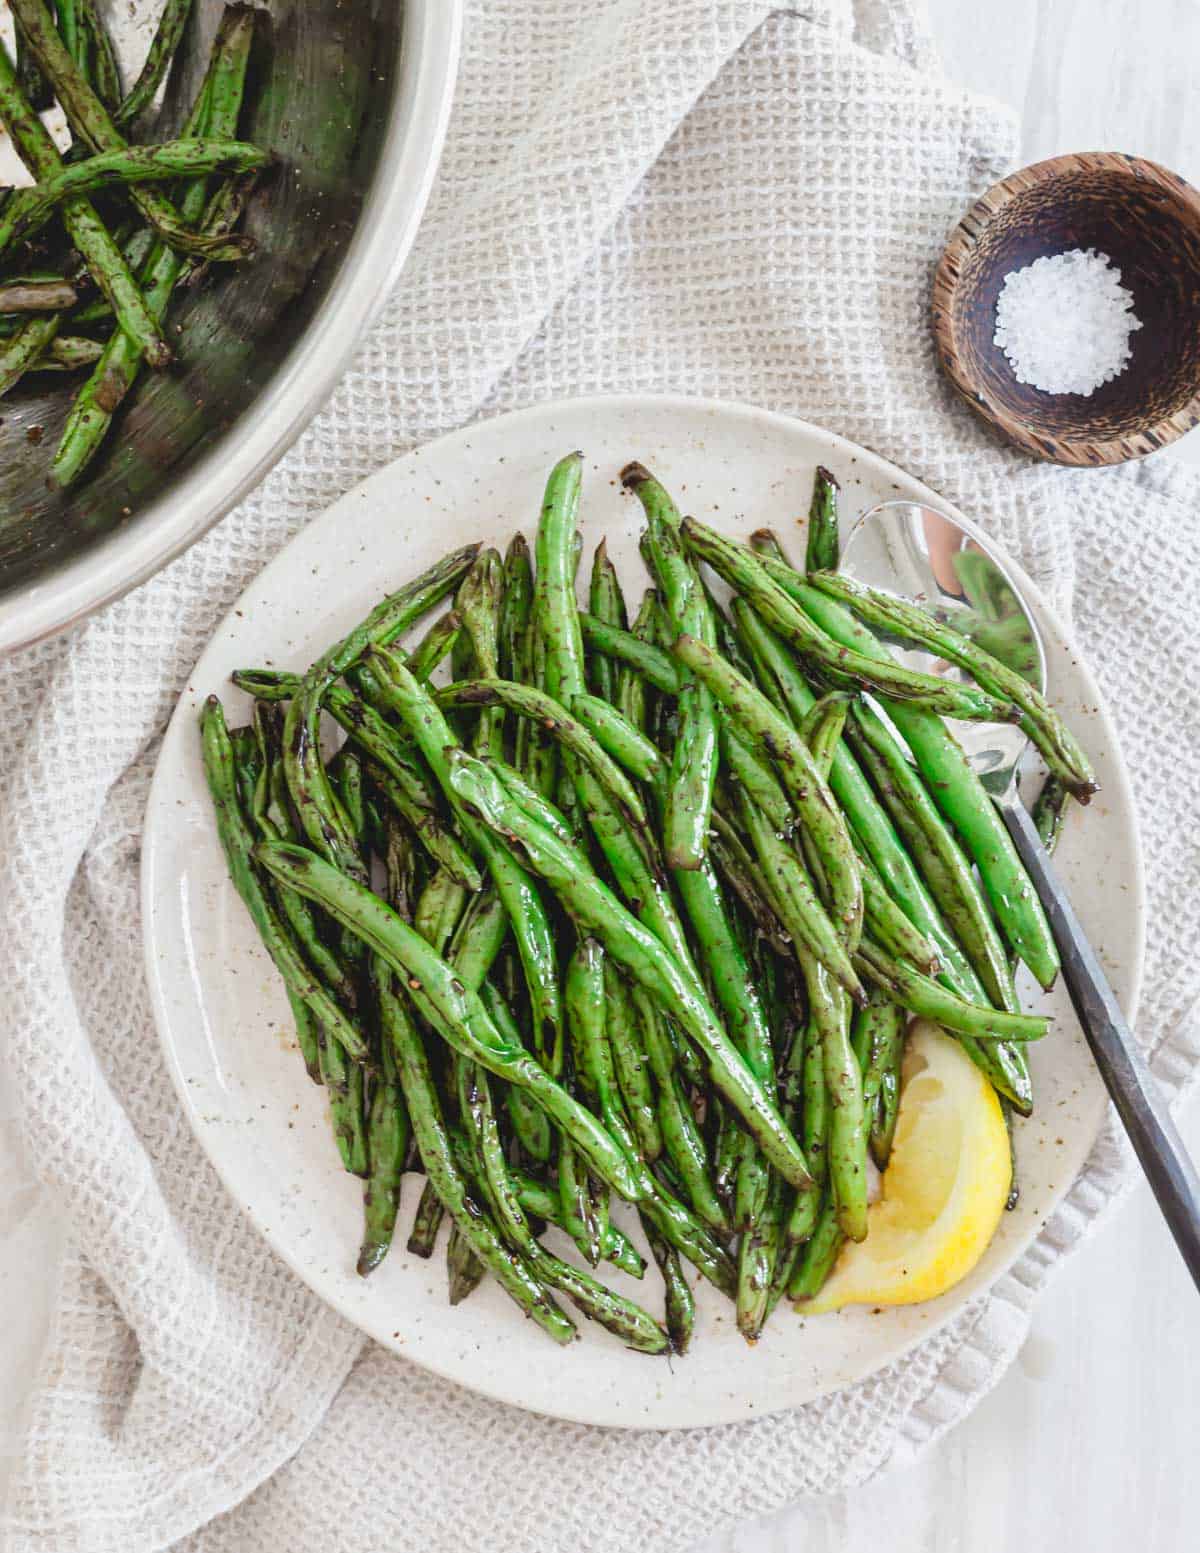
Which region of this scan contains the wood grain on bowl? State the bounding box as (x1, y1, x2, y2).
(933, 152, 1200, 465)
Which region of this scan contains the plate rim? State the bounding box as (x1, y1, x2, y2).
(141, 390, 1146, 1429)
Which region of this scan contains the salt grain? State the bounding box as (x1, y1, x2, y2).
(993, 248, 1142, 396)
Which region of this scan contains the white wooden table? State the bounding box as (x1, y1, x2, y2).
(700, 4, 1200, 1548)
(3, 5, 1199, 1548)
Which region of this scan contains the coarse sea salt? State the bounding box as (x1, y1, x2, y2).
(993, 248, 1143, 397)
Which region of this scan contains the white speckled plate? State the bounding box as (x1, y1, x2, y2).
(142, 395, 1143, 1430)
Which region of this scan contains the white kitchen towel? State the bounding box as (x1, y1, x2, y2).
(3, 2, 1200, 1550)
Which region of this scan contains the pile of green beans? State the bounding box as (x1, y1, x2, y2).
(0, 0, 267, 485)
(204, 453, 1086, 1352)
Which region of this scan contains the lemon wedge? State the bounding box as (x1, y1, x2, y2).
(804, 1020, 1011, 1314)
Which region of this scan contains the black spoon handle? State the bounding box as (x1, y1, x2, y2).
(1002, 796, 1200, 1292)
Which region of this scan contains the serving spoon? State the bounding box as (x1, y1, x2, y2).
(840, 500, 1200, 1291)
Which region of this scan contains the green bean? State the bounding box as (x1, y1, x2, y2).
(788, 1195, 844, 1301)
(847, 702, 1016, 1011)
(807, 960, 866, 1242)
(375, 947, 574, 1342)
(579, 610, 680, 694)
(282, 546, 479, 885)
(632, 475, 718, 870)
(437, 679, 647, 827)
(409, 609, 463, 683)
(31, 334, 105, 370)
(859, 853, 940, 975)
(358, 953, 411, 1275)
(10, 0, 253, 260)
(199, 698, 367, 1062)
(511, 1167, 645, 1278)
(446, 752, 813, 1190)
(0, 43, 168, 369)
(616, 589, 659, 734)
(707, 817, 794, 958)
(1032, 774, 1069, 853)
(635, 990, 728, 1232)
(799, 691, 852, 775)
(116, 0, 193, 127)
(446, 1222, 486, 1304)
(49, 6, 258, 483)
(812, 570, 1098, 798)
(756, 561, 1059, 988)
(0, 314, 59, 395)
(603, 963, 662, 1162)
(78, 0, 121, 111)
(0, 138, 265, 260)
(647, 1226, 695, 1353)
(364, 649, 566, 1077)
(534, 451, 587, 703)
(0, 279, 78, 311)
(804, 466, 840, 573)
(456, 548, 507, 760)
(681, 517, 1018, 723)
(855, 940, 1048, 1041)
(784, 1018, 827, 1245)
(736, 1174, 783, 1342)
(588, 538, 627, 704)
(708, 609, 1033, 1108)
(286, 989, 322, 1086)
(407, 1180, 444, 1258)
(570, 693, 662, 782)
(254, 842, 640, 1199)
(413, 870, 467, 957)
(732, 783, 864, 1003)
(673, 633, 864, 956)
(490, 758, 578, 845)
(476, 979, 552, 1162)
(856, 994, 906, 1170)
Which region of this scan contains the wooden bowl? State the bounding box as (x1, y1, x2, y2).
(933, 152, 1200, 465)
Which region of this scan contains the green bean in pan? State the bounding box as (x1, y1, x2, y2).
(0, 138, 265, 259)
(681, 517, 1018, 724)
(0, 43, 169, 370)
(10, 0, 252, 261)
(116, 0, 194, 128)
(445, 751, 814, 1191)
(811, 570, 1098, 799)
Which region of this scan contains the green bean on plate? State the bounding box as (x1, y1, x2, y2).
(200, 453, 1092, 1355)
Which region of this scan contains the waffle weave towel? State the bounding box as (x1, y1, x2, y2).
(2, 3, 1199, 1549)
